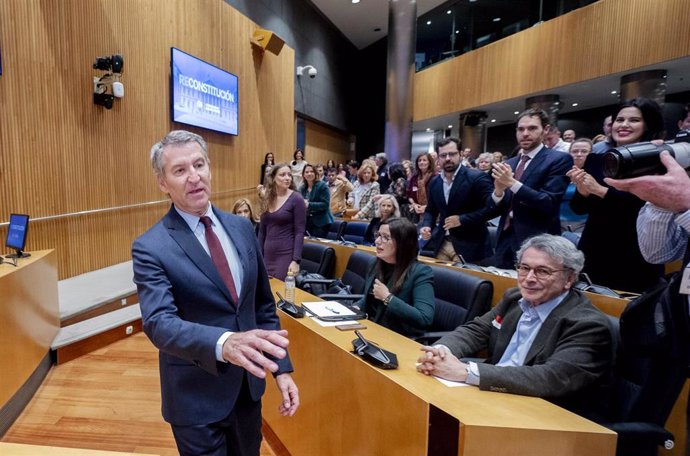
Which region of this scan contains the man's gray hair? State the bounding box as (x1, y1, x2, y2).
(150, 130, 209, 176)
(516, 234, 585, 274)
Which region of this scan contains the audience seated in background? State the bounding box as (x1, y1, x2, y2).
(300, 164, 333, 238)
(232, 198, 259, 234)
(560, 138, 591, 235)
(363, 194, 400, 245)
(354, 218, 435, 338)
(544, 126, 571, 152)
(350, 162, 381, 221)
(407, 152, 437, 224)
(327, 167, 353, 217)
(567, 98, 664, 293)
(476, 152, 494, 173)
(417, 234, 612, 416)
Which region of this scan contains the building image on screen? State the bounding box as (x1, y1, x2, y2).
(171, 48, 238, 135)
(6, 213, 30, 258)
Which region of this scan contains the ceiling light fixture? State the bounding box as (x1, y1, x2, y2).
(447, 124, 453, 129)
(352, 0, 360, 3)
(447, 10, 452, 14)
(514, 111, 519, 115)
(492, 17, 501, 22)
(491, 119, 497, 123)
(572, 102, 579, 107)
(427, 20, 432, 25)
(611, 90, 617, 94)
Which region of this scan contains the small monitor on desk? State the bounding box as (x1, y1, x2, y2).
(6, 213, 30, 259)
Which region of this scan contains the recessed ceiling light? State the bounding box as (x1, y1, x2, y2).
(492, 17, 501, 22)
(572, 102, 579, 107)
(514, 111, 519, 115)
(455, 30, 460, 34)
(352, 0, 360, 3)
(447, 10, 452, 14)
(491, 119, 497, 123)
(611, 90, 617, 94)
(448, 125, 453, 129)
(427, 20, 432, 25)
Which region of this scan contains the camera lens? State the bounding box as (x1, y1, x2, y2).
(602, 142, 673, 179)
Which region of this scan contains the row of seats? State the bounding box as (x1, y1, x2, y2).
(300, 243, 493, 344)
(299, 241, 689, 456)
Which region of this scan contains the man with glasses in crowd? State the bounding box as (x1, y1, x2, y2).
(417, 234, 612, 413)
(420, 137, 495, 262)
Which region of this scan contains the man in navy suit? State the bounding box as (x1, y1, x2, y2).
(487, 109, 572, 269)
(420, 137, 495, 262)
(132, 130, 299, 456)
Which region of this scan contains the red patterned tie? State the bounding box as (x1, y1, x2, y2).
(504, 154, 531, 231)
(200, 216, 239, 304)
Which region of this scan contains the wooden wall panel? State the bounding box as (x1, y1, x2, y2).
(414, 0, 690, 122)
(0, 0, 294, 279)
(304, 119, 353, 168)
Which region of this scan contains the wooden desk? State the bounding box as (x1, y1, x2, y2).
(0, 442, 158, 455)
(263, 280, 617, 456)
(308, 238, 631, 316)
(0, 250, 59, 410)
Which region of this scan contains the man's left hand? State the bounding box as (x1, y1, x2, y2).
(492, 162, 515, 192)
(275, 373, 299, 417)
(416, 346, 468, 382)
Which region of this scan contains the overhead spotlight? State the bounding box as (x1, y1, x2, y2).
(492, 17, 501, 22)
(447, 10, 452, 14)
(491, 119, 497, 123)
(611, 90, 618, 95)
(352, 0, 360, 3)
(447, 125, 453, 129)
(572, 102, 579, 107)
(427, 20, 432, 25)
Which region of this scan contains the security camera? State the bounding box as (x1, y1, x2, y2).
(296, 65, 317, 79)
(93, 54, 124, 74)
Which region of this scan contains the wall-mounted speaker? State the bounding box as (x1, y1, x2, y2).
(251, 29, 285, 56)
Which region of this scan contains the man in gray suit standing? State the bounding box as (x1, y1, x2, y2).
(417, 234, 611, 410)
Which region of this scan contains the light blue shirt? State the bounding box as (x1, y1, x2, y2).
(174, 203, 242, 362)
(496, 291, 569, 367)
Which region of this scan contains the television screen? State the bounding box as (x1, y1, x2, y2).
(6, 213, 29, 252)
(171, 47, 238, 135)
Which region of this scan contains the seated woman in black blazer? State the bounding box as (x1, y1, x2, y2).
(354, 218, 435, 338)
(362, 194, 400, 245)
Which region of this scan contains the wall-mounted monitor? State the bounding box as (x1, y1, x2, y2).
(171, 47, 238, 135)
(6, 213, 30, 258)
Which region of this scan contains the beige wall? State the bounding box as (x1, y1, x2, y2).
(0, 0, 295, 278)
(414, 0, 690, 122)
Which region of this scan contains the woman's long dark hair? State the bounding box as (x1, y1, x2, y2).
(610, 98, 665, 146)
(374, 217, 419, 293)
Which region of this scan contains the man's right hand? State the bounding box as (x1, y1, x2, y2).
(222, 329, 289, 378)
(420, 226, 431, 241)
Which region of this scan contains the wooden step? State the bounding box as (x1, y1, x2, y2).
(52, 305, 143, 364)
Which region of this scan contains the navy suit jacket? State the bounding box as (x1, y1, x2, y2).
(492, 147, 572, 244)
(132, 205, 292, 426)
(422, 167, 496, 262)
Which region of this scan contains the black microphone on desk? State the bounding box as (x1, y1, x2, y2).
(338, 236, 357, 248)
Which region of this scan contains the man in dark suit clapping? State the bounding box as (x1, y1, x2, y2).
(487, 109, 572, 269)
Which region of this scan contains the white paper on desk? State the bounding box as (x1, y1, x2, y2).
(302, 301, 356, 318)
(434, 376, 471, 387)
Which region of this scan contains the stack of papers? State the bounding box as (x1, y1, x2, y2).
(301, 301, 360, 327)
(302, 301, 356, 318)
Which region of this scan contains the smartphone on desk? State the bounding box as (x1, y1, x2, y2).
(336, 323, 366, 331)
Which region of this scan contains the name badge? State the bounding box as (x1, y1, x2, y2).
(679, 265, 690, 295)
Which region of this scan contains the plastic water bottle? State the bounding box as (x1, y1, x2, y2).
(284, 271, 296, 303)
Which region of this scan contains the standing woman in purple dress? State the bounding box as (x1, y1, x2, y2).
(259, 163, 307, 280)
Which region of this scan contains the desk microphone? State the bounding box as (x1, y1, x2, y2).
(338, 236, 357, 248)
